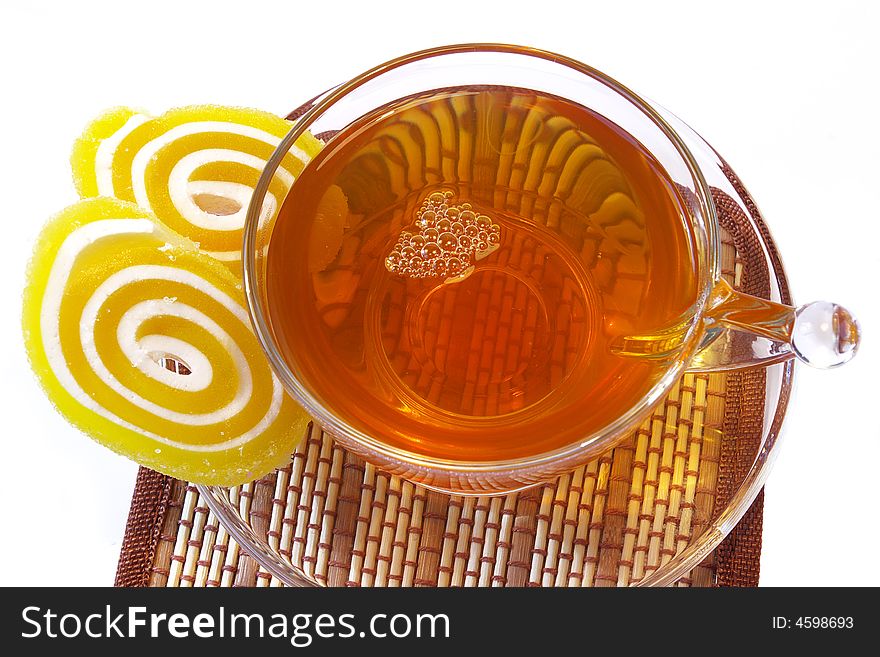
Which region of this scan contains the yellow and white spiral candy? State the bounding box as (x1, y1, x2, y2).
(71, 105, 323, 270)
(22, 197, 309, 485)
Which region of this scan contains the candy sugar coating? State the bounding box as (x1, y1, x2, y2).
(22, 197, 310, 485)
(71, 105, 323, 270)
(70, 107, 151, 198)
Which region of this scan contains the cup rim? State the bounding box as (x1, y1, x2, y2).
(242, 43, 720, 480)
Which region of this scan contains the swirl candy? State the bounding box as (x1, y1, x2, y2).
(71, 105, 323, 269)
(22, 197, 309, 485)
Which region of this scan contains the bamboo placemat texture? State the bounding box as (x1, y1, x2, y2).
(115, 166, 776, 588)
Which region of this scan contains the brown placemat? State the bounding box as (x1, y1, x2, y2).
(115, 163, 780, 587)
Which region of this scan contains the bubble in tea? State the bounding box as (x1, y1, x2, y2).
(384, 193, 501, 281)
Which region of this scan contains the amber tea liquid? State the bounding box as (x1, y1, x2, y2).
(266, 88, 698, 461)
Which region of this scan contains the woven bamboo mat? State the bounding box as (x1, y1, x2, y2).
(115, 164, 778, 587)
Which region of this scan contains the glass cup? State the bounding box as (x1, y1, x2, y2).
(242, 44, 859, 496)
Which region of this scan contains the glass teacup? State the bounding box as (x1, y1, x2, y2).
(243, 44, 859, 495)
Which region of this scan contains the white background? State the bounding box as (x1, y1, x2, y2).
(1, 0, 877, 586)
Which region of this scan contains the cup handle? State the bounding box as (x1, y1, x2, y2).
(610, 278, 860, 372)
(689, 278, 860, 371)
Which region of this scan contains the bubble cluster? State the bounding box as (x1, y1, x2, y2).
(385, 191, 501, 280)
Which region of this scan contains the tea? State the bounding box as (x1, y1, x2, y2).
(265, 87, 698, 462)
